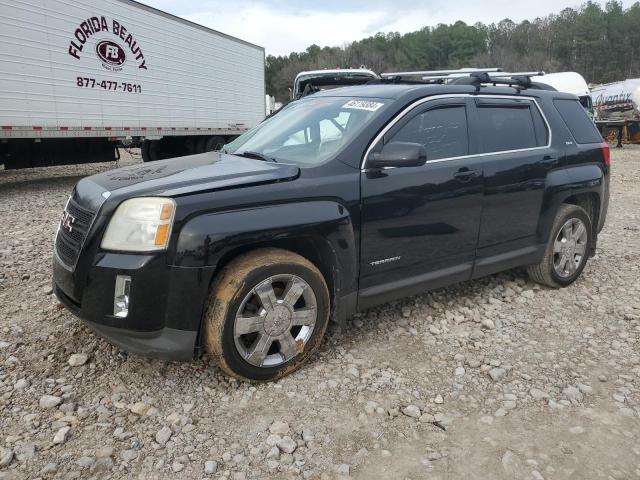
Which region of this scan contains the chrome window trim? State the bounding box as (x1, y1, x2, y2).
(361, 93, 552, 170)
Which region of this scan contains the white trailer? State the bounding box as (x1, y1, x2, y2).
(0, 0, 265, 167)
(590, 79, 640, 147)
(591, 79, 640, 121)
(530, 72, 593, 116)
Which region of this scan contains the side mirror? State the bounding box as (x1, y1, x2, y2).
(367, 142, 427, 169)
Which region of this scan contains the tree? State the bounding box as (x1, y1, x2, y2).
(264, 2, 640, 101)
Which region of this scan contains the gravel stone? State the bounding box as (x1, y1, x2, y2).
(481, 319, 495, 330)
(14, 443, 36, 461)
(121, 449, 137, 462)
(563, 386, 583, 402)
(39, 395, 62, 409)
(530, 388, 550, 400)
(67, 353, 89, 366)
(204, 460, 218, 474)
(276, 436, 297, 454)
(130, 401, 151, 415)
(40, 462, 57, 475)
(0, 448, 13, 467)
(52, 426, 70, 445)
(14, 378, 29, 390)
(402, 405, 421, 418)
(155, 426, 172, 446)
(76, 456, 95, 469)
(335, 463, 350, 476)
(488, 368, 506, 382)
(95, 447, 114, 458)
(269, 420, 290, 435)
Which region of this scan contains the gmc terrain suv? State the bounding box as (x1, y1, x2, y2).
(53, 72, 610, 381)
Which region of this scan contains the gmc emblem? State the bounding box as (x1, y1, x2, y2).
(61, 210, 76, 233)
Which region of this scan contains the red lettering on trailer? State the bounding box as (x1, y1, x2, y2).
(84, 127, 91, 131)
(1, 126, 12, 130)
(33, 126, 43, 130)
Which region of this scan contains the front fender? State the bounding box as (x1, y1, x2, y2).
(172, 200, 357, 301)
(538, 164, 604, 243)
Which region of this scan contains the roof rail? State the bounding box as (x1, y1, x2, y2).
(379, 68, 546, 89)
(381, 68, 502, 78)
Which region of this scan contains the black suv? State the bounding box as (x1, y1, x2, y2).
(53, 76, 610, 381)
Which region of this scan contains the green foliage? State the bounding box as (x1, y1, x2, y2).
(265, 1, 640, 101)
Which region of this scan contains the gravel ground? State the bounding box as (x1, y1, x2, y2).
(0, 147, 639, 480)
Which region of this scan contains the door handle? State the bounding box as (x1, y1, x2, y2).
(453, 168, 480, 182)
(541, 156, 559, 169)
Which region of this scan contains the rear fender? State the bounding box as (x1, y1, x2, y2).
(538, 165, 604, 244)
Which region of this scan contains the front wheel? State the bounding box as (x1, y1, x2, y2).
(203, 249, 330, 382)
(527, 204, 592, 288)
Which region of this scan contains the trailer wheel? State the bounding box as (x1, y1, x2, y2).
(142, 139, 163, 162)
(205, 136, 225, 152)
(195, 136, 207, 154)
(141, 140, 152, 162)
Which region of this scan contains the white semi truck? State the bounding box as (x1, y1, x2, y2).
(0, 0, 266, 168)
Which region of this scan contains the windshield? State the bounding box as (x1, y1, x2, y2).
(223, 96, 389, 167)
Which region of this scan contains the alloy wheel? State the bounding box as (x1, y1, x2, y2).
(553, 218, 588, 278)
(233, 274, 317, 367)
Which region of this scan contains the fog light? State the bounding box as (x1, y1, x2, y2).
(114, 275, 131, 318)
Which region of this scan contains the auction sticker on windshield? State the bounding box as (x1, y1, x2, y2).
(342, 100, 384, 111)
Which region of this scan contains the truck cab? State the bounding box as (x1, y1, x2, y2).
(291, 68, 379, 100)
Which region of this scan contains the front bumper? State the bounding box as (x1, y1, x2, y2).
(53, 250, 215, 361)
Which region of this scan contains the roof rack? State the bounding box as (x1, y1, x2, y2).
(381, 68, 502, 78)
(379, 68, 546, 89)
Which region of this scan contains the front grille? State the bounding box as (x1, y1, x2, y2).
(55, 197, 96, 268)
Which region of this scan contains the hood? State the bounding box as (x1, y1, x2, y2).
(76, 152, 300, 204)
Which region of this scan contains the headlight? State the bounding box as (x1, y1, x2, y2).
(101, 197, 176, 252)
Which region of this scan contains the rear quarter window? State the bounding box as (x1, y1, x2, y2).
(554, 99, 603, 144)
(475, 103, 543, 153)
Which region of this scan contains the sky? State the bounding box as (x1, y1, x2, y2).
(145, 0, 636, 56)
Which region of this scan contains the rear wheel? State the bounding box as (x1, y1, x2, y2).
(203, 248, 330, 382)
(527, 204, 592, 288)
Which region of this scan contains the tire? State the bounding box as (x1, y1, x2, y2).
(185, 137, 198, 156)
(195, 136, 207, 154)
(203, 248, 330, 382)
(141, 140, 152, 162)
(527, 204, 592, 288)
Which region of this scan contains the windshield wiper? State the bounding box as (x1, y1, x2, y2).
(234, 150, 277, 163)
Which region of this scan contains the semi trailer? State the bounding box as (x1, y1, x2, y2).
(591, 79, 640, 146)
(0, 0, 265, 168)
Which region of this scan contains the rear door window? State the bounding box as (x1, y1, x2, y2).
(554, 99, 603, 144)
(475, 99, 545, 153)
(390, 105, 469, 160)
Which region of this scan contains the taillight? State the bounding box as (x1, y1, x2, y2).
(600, 142, 610, 166)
